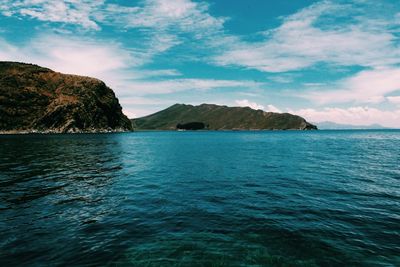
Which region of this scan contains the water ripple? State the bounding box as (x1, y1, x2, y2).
(0, 131, 399, 266)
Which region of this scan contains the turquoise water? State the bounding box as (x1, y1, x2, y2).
(0, 131, 399, 266)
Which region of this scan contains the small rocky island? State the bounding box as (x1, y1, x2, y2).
(0, 62, 133, 133)
(133, 103, 317, 130)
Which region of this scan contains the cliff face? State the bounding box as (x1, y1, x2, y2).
(132, 103, 317, 130)
(0, 62, 133, 133)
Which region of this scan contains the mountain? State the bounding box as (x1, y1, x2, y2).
(316, 121, 388, 130)
(0, 62, 133, 133)
(132, 103, 317, 130)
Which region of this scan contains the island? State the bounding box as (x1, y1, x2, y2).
(0, 62, 133, 133)
(132, 103, 317, 130)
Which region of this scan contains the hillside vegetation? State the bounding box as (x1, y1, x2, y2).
(133, 104, 317, 130)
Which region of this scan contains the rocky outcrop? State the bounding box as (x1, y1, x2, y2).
(132, 103, 317, 130)
(0, 62, 133, 133)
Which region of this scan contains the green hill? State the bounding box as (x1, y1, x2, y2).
(132, 104, 317, 130)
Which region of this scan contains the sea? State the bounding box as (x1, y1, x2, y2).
(0, 130, 399, 266)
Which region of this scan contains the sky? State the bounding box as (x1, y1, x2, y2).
(1, 0, 400, 127)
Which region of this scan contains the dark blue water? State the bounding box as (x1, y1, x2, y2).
(0, 131, 399, 266)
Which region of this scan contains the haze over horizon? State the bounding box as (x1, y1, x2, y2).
(1, 0, 400, 127)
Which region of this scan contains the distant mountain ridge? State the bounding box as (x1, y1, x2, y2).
(132, 103, 317, 130)
(316, 121, 388, 130)
(0, 62, 133, 133)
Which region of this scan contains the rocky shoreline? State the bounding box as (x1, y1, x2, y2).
(0, 128, 131, 135)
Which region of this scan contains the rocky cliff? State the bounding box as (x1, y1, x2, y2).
(0, 62, 132, 133)
(132, 103, 317, 130)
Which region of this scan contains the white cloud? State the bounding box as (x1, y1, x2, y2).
(387, 96, 400, 105)
(119, 97, 180, 118)
(235, 99, 282, 113)
(235, 99, 264, 110)
(0, 34, 135, 92)
(0, 38, 18, 60)
(306, 67, 400, 104)
(123, 107, 156, 119)
(110, 0, 225, 33)
(1, 0, 227, 63)
(104, 0, 227, 58)
(290, 106, 400, 128)
(128, 79, 261, 95)
(33, 37, 132, 75)
(268, 73, 299, 84)
(265, 104, 282, 113)
(214, 1, 400, 72)
(119, 97, 173, 106)
(1, 0, 103, 30)
(1, 0, 226, 39)
(137, 69, 182, 78)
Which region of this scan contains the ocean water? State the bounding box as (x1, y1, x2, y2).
(0, 131, 399, 266)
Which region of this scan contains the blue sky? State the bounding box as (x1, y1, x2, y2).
(1, 0, 400, 127)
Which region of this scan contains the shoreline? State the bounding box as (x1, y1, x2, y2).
(0, 129, 133, 135)
(2, 129, 399, 135)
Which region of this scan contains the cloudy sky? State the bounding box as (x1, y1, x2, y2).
(1, 0, 400, 127)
